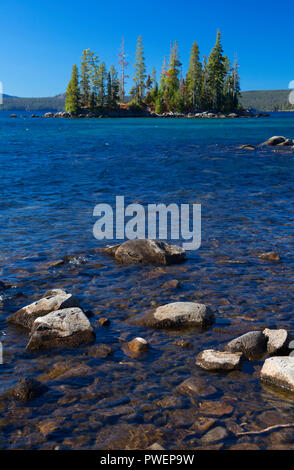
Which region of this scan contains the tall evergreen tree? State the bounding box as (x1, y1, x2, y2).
(80, 49, 92, 108)
(207, 30, 226, 111)
(186, 41, 202, 111)
(65, 64, 80, 114)
(164, 41, 182, 111)
(133, 35, 146, 102)
(97, 62, 107, 106)
(106, 65, 119, 108)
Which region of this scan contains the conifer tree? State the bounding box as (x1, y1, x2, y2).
(97, 62, 107, 107)
(133, 35, 146, 102)
(164, 42, 181, 111)
(80, 49, 92, 108)
(207, 30, 226, 111)
(65, 64, 80, 114)
(106, 65, 119, 108)
(186, 41, 202, 111)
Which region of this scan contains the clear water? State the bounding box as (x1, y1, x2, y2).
(0, 115, 293, 449)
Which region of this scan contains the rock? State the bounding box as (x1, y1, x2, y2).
(103, 239, 186, 265)
(38, 417, 65, 436)
(201, 426, 228, 443)
(145, 302, 215, 329)
(26, 307, 95, 351)
(196, 349, 243, 371)
(261, 136, 286, 146)
(225, 331, 267, 360)
(147, 443, 165, 450)
(162, 279, 181, 289)
(260, 357, 294, 392)
(127, 337, 149, 355)
(259, 251, 281, 262)
(10, 114, 17, 118)
(44, 112, 54, 118)
(7, 291, 80, 329)
(191, 417, 217, 434)
(237, 144, 255, 150)
(176, 377, 217, 397)
(199, 401, 234, 417)
(174, 339, 192, 348)
(289, 340, 294, 350)
(89, 344, 113, 358)
(263, 328, 289, 354)
(277, 139, 293, 146)
(9, 378, 46, 402)
(98, 317, 110, 326)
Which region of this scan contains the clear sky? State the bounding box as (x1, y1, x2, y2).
(2, 0, 294, 97)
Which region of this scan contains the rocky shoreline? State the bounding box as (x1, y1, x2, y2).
(2, 240, 293, 434)
(9, 109, 270, 119)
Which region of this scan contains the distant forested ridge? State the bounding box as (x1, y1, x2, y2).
(240, 90, 293, 111)
(65, 30, 241, 115)
(0, 93, 65, 111)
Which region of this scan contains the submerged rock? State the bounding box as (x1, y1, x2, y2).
(196, 349, 243, 371)
(7, 291, 80, 329)
(263, 328, 290, 355)
(201, 426, 228, 444)
(259, 251, 281, 262)
(147, 443, 165, 450)
(162, 279, 181, 289)
(142, 302, 215, 329)
(237, 144, 255, 150)
(9, 378, 46, 403)
(176, 377, 217, 397)
(225, 331, 267, 360)
(103, 239, 186, 265)
(26, 307, 95, 351)
(260, 357, 294, 392)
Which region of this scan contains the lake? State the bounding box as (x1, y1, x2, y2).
(0, 114, 293, 449)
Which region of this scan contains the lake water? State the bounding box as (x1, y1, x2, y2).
(0, 114, 293, 449)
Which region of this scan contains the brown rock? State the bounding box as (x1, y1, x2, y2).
(98, 317, 110, 326)
(259, 251, 281, 262)
(225, 331, 267, 360)
(162, 279, 181, 289)
(127, 337, 149, 355)
(103, 239, 186, 265)
(199, 401, 233, 417)
(201, 426, 228, 443)
(176, 377, 217, 397)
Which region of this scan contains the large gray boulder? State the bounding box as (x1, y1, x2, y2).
(142, 302, 215, 329)
(7, 291, 80, 329)
(103, 239, 186, 265)
(225, 331, 267, 360)
(260, 357, 294, 392)
(196, 350, 243, 371)
(26, 307, 95, 351)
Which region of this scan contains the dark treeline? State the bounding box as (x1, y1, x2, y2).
(65, 30, 241, 115)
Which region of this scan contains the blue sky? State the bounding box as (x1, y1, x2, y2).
(2, 0, 294, 97)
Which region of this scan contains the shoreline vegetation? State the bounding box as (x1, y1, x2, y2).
(64, 30, 245, 118)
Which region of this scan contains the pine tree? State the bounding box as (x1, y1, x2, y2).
(231, 56, 240, 109)
(164, 42, 182, 111)
(133, 35, 146, 102)
(207, 30, 226, 111)
(88, 52, 99, 106)
(186, 41, 202, 111)
(97, 62, 107, 107)
(65, 64, 80, 115)
(106, 65, 119, 108)
(200, 55, 209, 110)
(80, 49, 92, 108)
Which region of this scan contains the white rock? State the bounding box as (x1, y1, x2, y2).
(152, 302, 215, 328)
(263, 328, 289, 354)
(260, 357, 294, 392)
(7, 292, 80, 329)
(196, 349, 243, 371)
(26, 307, 95, 351)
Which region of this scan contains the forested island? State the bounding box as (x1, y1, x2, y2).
(65, 31, 242, 116)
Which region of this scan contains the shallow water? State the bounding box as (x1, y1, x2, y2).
(0, 115, 294, 450)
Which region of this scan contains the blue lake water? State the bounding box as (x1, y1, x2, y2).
(0, 114, 293, 449)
